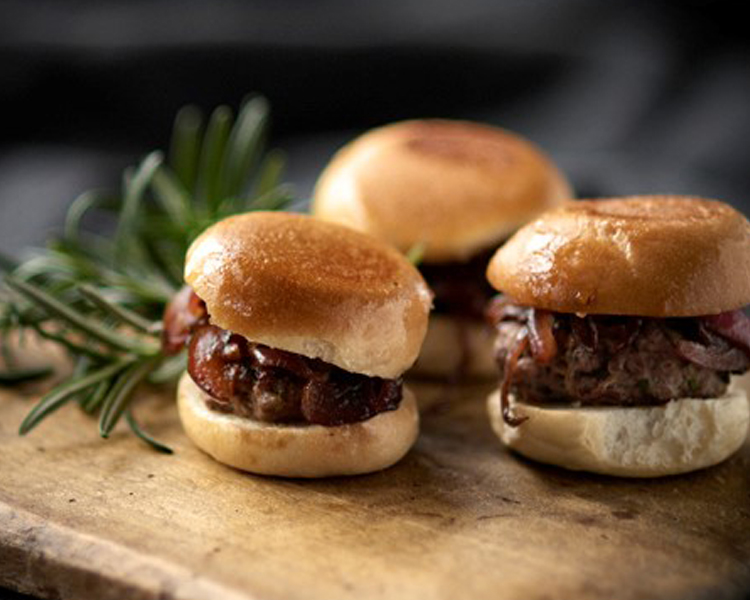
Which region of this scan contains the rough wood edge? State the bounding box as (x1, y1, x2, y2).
(0, 504, 251, 600)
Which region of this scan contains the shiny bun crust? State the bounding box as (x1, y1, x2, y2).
(488, 196, 750, 316)
(312, 119, 572, 263)
(185, 212, 432, 379)
(487, 389, 749, 477)
(410, 315, 496, 379)
(178, 373, 419, 478)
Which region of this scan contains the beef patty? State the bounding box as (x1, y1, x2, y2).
(487, 295, 750, 424)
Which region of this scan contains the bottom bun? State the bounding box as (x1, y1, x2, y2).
(410, 315, 496, 379)
(487, 387, 749, 477)
(177, 372, 419, 478)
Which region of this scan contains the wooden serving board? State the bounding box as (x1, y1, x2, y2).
(1, 348, 750, 600)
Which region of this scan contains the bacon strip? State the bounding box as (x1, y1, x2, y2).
(500, 328, 530, 427)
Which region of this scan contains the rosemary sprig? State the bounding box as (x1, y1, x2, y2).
(0, 95, 294, 452)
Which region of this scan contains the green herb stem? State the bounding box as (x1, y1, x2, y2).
(20, 359, 134, 434)
(79, 284, 155, 333)
(5, 277, 159, 356)
(98, 356, 161, 438)
(125, 409, 173, 454)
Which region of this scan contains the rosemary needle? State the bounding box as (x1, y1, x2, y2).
(126, 408, 174, 454)
(198, 105, 233, 214)
(79, 284, 154, 333)
(82, 378, 113, 414)
(169, 105, 203, 194)
(99, 356, 161, 438)
(0, 366, 53, 384)
(29, 323, 112, 362)
(20, 358, 134, 434)
(4, 276, 158, 356)
(220, 96, 268, 203)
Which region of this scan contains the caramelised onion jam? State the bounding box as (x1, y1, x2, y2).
(162, 287, 402, 426)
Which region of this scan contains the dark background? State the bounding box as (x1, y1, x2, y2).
(1, 1, 750, 256)
(1, 1, 750, 598)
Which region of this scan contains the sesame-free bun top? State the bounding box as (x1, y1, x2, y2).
(312, 119, 572, 263)
(185, 212, 432, 379)
(487, 196, 750, 317)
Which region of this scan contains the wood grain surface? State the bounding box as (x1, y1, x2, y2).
(1, 349, 750, 600)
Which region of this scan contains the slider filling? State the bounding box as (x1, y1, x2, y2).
(163, 287, 402, 426)
(487, 295, 750, 426)
(419, 247, 497, 321)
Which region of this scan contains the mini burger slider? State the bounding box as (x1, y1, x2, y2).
(313, 119, 572, 378)
(163, 212, 432, 477)
(485, 196, 750, 477)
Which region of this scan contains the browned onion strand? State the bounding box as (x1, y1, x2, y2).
(528, 308, 557, 363)
(485, 294, 514, 327)
(662, 319, 750, 372)
(673, 339, 750, 372)
(701, 310, 750, 354)
(485, 294, 528, 327)
(500, 328, 530, 427)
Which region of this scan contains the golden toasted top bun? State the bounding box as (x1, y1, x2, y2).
(487, 196, 750, 317)
(312, 119, 573, 263)
(178, 373, 419, 478)
(487, 388, 749, 477)
(185, 212, 432, 378)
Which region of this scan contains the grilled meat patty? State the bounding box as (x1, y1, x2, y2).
(163, 286, 402, 426)
(488, 296, 750, 412)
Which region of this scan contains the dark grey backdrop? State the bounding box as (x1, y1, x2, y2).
(1, 0, 749, 256)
